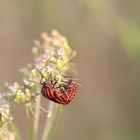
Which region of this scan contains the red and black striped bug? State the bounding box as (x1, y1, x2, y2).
(41, 75, 78, 105)
(57, 79, 78, 104)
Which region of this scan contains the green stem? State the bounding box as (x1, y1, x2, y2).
(11, 123, 22, 140)
(48, 105, 64, 140)
(41, 102, 64, 140)
(28, 117, 33, 140)
(32, 95, 41, 140)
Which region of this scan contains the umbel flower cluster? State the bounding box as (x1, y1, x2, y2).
(0, 30, 77, 134)
(0, 105, 12, 127)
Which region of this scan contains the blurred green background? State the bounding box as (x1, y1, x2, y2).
(0, 0, 140, 140)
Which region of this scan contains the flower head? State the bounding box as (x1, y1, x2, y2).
(2, 30, 77, 115)
(0, 105, 12, 127)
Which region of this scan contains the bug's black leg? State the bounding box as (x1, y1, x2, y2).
(56, 85, 65, 89)
(51, 80, 53, 86)
(52, 80, 57, 88)
(57, 83, 67, 88)
(39, 74, 44, 85)
(48, 73, 52, 81)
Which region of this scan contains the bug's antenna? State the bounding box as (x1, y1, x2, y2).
(76, 83, 82, 87)
(28, 80, 40, 84)
(63, 76, 79, 81)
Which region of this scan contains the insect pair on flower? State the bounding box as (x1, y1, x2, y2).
(33, 71, 78, 105)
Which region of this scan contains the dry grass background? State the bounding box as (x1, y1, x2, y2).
(0, 0, 140, 140)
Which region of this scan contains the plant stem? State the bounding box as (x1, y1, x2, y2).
(28, 117, 33, 140)
(32, 95, 41, 140)
(11, 123, 22, 140)
(41, 102, 64, 140)
(48, 104, 64, 140)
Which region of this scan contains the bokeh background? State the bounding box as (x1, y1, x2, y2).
(0, 0, 140, 140)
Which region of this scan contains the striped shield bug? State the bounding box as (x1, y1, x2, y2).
(41, 76, 78, 105)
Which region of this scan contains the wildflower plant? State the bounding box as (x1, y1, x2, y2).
(0, 30, 78, 140)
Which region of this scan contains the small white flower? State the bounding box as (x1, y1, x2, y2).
(57, 48, 64, 56)
(32, 47, 38, 55)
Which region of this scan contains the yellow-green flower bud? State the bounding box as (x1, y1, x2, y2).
(21, 93, 26, 103)
(25, 89, 31, 101)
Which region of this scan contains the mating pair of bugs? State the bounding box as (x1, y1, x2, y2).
(33, 72, 78, 105)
